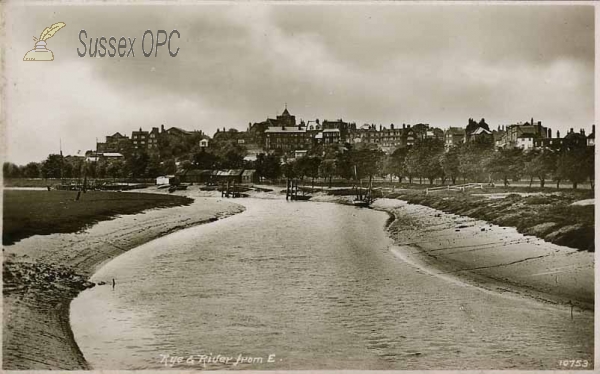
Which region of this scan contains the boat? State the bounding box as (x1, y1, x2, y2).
(292, 194, 312, 201)
(352, 199, 370, 207)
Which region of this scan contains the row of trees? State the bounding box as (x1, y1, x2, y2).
(384, 139, 594, 189)
(4, 138, 594, 189)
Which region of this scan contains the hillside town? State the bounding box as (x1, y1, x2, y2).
(3, 106, 595, 189)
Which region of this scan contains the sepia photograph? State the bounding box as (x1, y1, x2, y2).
(2, 1, 596, 371)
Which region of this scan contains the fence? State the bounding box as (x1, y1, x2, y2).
(425, 183, 484, 195)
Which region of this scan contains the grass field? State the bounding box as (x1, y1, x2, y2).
(3, 190, 193, 245)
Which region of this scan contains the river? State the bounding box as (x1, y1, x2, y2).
(71, 198, 593, 370)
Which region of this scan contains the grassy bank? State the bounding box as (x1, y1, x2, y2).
(387, 188, 594, 252)
(3, 190, 193, 245)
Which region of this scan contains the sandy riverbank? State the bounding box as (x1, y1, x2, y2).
(3, 197, 244, 370)
(371, 199, 594, 311)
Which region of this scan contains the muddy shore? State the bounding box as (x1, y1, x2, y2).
(373, 199, 594, 311)
(3, 197, 244, 370)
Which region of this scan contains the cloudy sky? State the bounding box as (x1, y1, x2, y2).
(3, 3, 595, 164)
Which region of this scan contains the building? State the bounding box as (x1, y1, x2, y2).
(466, 127, 493, 143)
(241, 169, 259, 184)
(444, 127, 465, 150)
(131, 127, 149, 149)
(501, 118, 550, 148)
(215, 169, 244, 183)
(516, 134, 536, 151)
(321, 119, 356, 143)
(179, 169, 214, 184)
(587, 125, 595, 147)
(96, 132, 131, 153)
(265, 126, 312, 152)
(379, 124, 407, 151)
(319, 129, 341, 145)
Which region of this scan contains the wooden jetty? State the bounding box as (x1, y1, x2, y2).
(286, 179, 311, 201)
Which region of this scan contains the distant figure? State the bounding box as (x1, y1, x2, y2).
(112, 278, 116, 289)
(47, 186, 51, 191)
(568, 300, 574, 320)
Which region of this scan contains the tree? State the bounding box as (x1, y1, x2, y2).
(458, 143, 490, 183)
(127, 151, 150, 178)
(524, 150, 556, 188)
(335, 148, 356, 181)
(163, 158, 177, 175)
(418, 139, 444, 184)
(440, 147, 460, 184)
(283, 160, 297, 179)
(256, 153, 281, 181)
(483, 148, 524, 186)
(146, 154, 163, 178)
(297, 156, 321, 190)
(106, 160, 125, 181)
(353, 147, 385, 183)
(41, 154, 64, 179)
(403, 139, 444, 184)
(22, 162, 41, 178)
(192, 149, 221, 170)
(403, 148, 421, 184)
(387, 147, 408, 183)
(319, 159, 336, 188)
(3, 162, 21, 178)
(556, 148, 588, 189)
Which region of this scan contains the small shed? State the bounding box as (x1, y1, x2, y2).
(216, 169, 244, 183)
(181, 169, 213, 183)
(241, 169, 259, 184)
(156, 175, 177, 185)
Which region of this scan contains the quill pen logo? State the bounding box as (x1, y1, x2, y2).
(23, 22, 66, 61)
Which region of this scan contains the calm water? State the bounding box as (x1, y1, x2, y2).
(71, 198, 593, 370)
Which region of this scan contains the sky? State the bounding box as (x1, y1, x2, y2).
(3, 3, 595, 164)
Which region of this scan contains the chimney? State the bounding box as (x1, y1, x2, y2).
(379, 125, 382, 131)
(593, 125, 596, 134)
(161, 124, 165, 133)
(391, 124, 394, 130)
(531, 117, 534, 125)
(538, 121, 542, 126)
(557, 130, 561, 138)
(403, 124, 406, 129)
(548, 129, 552, 139)
(407, 124, 411, 129)
(570, 128, 574, 134)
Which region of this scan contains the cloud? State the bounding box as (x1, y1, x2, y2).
(3, 3, 594, 164)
